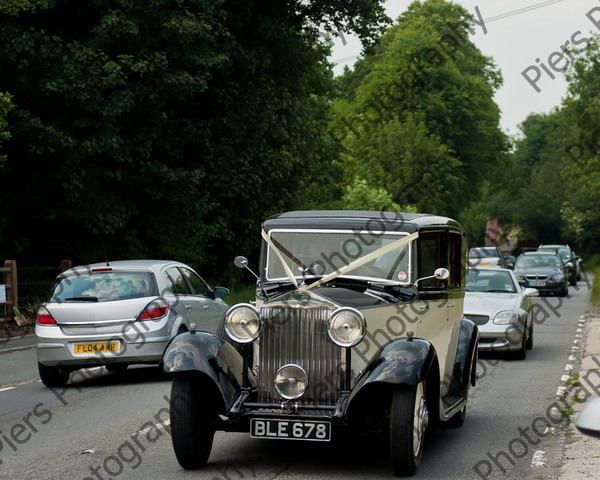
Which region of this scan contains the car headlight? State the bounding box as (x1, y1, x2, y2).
(551, 274, 564, 281)
(224, 304, 261, 343)
(274, 364, 308, 399)
(516, 275, 525, 282)
(493, 310, 518, 325)
(327, 307, 366, 347)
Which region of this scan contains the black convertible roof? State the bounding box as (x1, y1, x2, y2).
(262, 210, 463, 233)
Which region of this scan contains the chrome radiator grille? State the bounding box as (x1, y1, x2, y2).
(257, 306, 344, 405)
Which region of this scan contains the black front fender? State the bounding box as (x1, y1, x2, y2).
(348, 338, 437, 407)
(162, 332, 247, 410)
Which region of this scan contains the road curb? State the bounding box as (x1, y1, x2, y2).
(558, 312, 600, 480)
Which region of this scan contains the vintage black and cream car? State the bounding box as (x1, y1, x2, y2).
(162, 211, 479, 476)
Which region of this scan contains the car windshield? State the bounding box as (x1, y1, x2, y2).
(51, 271, 157, 302)
(539, 247, 570, 260)
(265, 229, 412, 283)
(466, 269, 516, 293)
(469, 247, 498, 258)
(516, 254, 562, 269)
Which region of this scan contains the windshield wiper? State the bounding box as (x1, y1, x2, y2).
(63, 296, 99, 302)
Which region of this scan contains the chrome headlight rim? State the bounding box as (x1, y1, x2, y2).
(224, 303, 261, 344)
(327, 306, 367, 347)
(493, 310, 518, 325)
(274, 364, 308, 400)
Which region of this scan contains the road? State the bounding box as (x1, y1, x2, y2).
(0, 277, 592, 480)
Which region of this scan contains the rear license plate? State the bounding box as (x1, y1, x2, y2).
(73, 341, 120, 354)
(529, 281, 546, 287)
(250, 419, 331, 441)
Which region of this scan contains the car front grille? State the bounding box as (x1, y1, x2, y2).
(464, 314, 489, 326)
(526, 274, 548, 280)
(257, 306, 344, 405)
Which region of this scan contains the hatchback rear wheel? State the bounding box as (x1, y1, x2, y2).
(38, 362, 71, 387)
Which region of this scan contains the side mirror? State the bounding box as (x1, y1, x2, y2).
(434, 267, 450, 280)
(233, 255, 259, 280)
(523, 288, 539, 297)
(415, 267, 449, 287)
(234, 256, 249, 269)
(213, 287, 230, 298)
(576, 396, 600, 438)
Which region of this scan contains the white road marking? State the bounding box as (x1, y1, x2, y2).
(0, 386, 15, 393)
(531, 450, 547, 467)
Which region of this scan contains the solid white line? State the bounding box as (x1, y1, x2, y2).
(0, 386, 15, 393)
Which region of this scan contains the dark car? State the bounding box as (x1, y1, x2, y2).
(513, 251, 569, 296)
(537, 244, 581, 285)
(162, 211, 479, 477)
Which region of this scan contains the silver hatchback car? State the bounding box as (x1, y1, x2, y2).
(36, 260, 229, 387)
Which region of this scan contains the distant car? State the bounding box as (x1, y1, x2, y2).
(468, 246, 507, 268)
(513, 252, 569, 296)
(36, 260, 230, 387)
(537, 244, 580, 285)
(464, 267, 538, 359)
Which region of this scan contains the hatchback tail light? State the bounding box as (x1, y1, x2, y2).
(138, 298, 169, 321)
(37, 307, 57, 325)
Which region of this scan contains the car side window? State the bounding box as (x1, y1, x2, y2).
(448, 231, 463, 288)
(418, 230, 445, 289)
(165, 267, 192, 295)
(181, 268, 210, 297)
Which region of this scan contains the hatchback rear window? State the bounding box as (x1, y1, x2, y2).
(51, 271, 157, 302)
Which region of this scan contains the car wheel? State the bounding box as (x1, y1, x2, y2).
(390, 382, 427, 476)
(38, 362, 71, 387)
(561, 284, 569, 297)
(170, 374, 216, 469)
(570, 274, 577, 286)
(512, 330, 527, 360)
(526, 322, 534, 350)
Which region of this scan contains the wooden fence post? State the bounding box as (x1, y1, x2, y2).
(4, 260, 17, 320)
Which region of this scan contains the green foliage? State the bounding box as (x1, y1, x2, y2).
(0, 0, 387, 282)
(330, 0, 507, 218)
(486, 35, 600, 254)
(0, 92, 14, 164)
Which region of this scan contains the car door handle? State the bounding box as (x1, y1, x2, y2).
(203, 305, 210, 311)
(185, 304, 192, 312)
(447, 304, 455, 308)
(418, 304, 429, 311)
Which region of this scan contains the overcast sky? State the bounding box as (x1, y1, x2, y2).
(329, 0, 600, 136)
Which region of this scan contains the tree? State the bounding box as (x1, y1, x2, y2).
(329, 0, 507, 218)
(0, 0, 388, 280)
(0, 92, 13, 165)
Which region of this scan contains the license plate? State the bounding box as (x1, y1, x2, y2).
(529, 281, 545, 287)
(73, 341, 120, 354)
(250, 419, 331, 441)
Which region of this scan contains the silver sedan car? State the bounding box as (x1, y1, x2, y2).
(464, 267, 538, 359)
(36, 260, 229, 387)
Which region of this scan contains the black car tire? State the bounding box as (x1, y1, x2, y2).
(512, 330, 527, 360)
(570, 273, 577, 286)
(526, 321, 534, 350)
(38, 362, 71, 387)
(561, 284, 569, 297)
(390, 383, 426, 476)
(170, 374, 216, 470)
